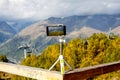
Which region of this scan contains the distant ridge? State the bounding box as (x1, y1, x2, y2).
(0, 21, 16, 43)
(68, 26, 103, 38)
(112, 26, 120, 35)
(17, 21, 48, 40)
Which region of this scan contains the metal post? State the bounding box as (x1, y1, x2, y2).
(59, 55, 65, 74)
(59, 38, 65, 74)
(60, 39, 62, 55)
(24, 49, 27, 58)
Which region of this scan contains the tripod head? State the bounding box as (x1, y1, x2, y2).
(59, 38, 66, 43)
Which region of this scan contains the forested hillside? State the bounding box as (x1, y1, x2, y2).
(9, 33, 120, 80)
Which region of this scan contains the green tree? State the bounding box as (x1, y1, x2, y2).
(0, 55, 8, 62)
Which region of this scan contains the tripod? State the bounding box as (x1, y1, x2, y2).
(48, 38, 73, 74)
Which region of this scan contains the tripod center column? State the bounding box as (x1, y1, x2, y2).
(59, 55, 65, 74)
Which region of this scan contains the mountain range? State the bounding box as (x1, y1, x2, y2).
(0, 20, 35, 44)
(0, 14, 120, 62)
(112, 26, 120, 35)
(0, 21, 16, 44)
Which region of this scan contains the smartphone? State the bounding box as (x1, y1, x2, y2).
(46, 25, 66, 36)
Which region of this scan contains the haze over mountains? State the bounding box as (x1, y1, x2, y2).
(0, 21, 16, 44)
(0, 20, 35, 44)
(0, 14, 120, 62)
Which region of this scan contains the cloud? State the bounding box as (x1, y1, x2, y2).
(0, 0, 120, 21)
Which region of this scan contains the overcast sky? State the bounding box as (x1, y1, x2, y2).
(0, 0, 120, 21)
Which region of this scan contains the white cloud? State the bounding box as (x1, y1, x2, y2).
(0, 0, 120, 20)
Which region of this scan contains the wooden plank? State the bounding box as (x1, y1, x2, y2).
(1, 61, 120, 80)
(0, 62, 63, 80)
(64, 61, 120, 80)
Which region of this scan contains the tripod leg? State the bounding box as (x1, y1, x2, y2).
(64, 60, 73, 71)
(48, 58, 60, 71)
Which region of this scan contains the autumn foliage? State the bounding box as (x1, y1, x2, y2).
(11, 33, 120, 80)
